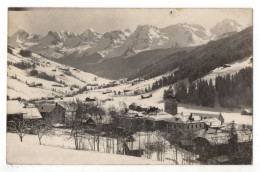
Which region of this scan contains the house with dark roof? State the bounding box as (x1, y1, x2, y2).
(193, 129, 252, 164)
(38, 103, 65, 124)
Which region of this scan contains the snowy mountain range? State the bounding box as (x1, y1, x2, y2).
(8, 19, 246, 60)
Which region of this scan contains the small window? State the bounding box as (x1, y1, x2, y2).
(200, 124, 202, 128)
(187, 125, 189, 129)
(196, 125, 197, 128)
(192, 125, 193, 128)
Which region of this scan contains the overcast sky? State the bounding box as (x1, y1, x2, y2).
(8, 8, 252, 36)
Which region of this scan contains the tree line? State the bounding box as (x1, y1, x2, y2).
(161, 67, 252, 108)
(216, 67, 253, 108)
(163, 79, 215, 107)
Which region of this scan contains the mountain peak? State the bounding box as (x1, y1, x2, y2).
(210, 19, 244, 38)
(79, 28, 102, 42)
(136, 25, 159, 31)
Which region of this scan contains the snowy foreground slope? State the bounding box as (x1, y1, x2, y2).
(6, 133, 166, 165)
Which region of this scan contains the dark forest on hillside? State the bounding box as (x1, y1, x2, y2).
(162, 67, 252, 109)
(216, 67, 253, 108)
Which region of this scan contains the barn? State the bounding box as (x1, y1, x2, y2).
(38, 103, 66, 124)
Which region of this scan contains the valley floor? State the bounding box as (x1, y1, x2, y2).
(61, 85, 252, 125)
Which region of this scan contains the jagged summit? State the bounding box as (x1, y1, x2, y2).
(8, 20, 247, 59)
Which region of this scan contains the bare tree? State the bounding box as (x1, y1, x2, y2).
(108, 106, 118, 154)
(237, 128, 252, 164)
(147, 130, 167, 161)
(108, 106, 121, 153)
(66, 99, 90, 150)
(9, 118, 28, 142)
(186, 128, 195, 164)
(169, 128, 183, 164)
(31, 118, 53, 145)
(89, 106, 106, 152)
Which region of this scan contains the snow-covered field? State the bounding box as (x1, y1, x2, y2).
(7, 48, 111, 100)
(60, 83, 252, 125)
(6, 133, 166, 165)
(201, 56, 252, 83)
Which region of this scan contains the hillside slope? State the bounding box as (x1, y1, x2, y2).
(66, 47, 194, 79)
(7, 48, 110, 100)
(128, 26, 252, 81)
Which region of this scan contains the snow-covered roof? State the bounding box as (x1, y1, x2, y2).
(203, 118, 222, 127)
(7, 100, 26, 115)
(195, 130, 252, 146)
(191, 112, 220, 119)
(144, 112, 174, 121)
(126, 131, 170, 150)
(24, 107, 42, 119)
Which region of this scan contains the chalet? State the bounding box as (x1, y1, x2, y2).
(123, 135, 145, 157)
(52, 84, 62, 87)
(241, 108, 252, 116)
(129, 104, 137, 111)
(28, 82, 36, 87)
(124, 89, 132, 93)
(136, 106, 148, 112)
(38, 103, 66, 124)
(139, 77, 145, 81)
(7, 100, 26, 121)
(193, 129, 252, 164)
(123, 131, 169, 157)
(145, 107, 161, 115)
(223, 64, 231, 68)
(141, 93, 152, 99)
(85, 97, 96, 102)
(47, 96, 55, 100)
(103, 89, 112, 94)
(59, 67, 70, 71)
(81, 113, 96, 127)
(35, 83, 43, 87)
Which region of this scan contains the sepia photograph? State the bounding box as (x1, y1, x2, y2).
(6, 8, 253, 165)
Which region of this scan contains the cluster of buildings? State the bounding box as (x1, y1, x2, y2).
(7, 100, 66, 125)
(6, 86, 252, 164)
(119, 86, 252, 163)
(124, 86, 224, 134)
